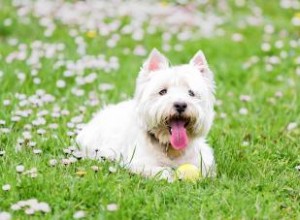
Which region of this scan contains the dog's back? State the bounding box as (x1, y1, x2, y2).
(76, 99, 138, 161)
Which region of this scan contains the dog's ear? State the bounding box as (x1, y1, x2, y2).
(189, 50, 213, 80)
(142, 48, 169, 72)
(190, 50, 208, 68)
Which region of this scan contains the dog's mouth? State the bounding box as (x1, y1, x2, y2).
(167, 116, 190, 150)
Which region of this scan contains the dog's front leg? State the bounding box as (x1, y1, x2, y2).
(128, 163, 174, 181)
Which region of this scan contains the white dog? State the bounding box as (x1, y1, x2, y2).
(76, 49, 216, 180)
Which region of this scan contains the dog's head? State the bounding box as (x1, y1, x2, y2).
(134, 49, 215, 151)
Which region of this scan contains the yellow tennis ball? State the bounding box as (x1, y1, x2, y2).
(176, 164, 201, 182)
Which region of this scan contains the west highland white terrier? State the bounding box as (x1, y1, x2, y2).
(76, 49, 216, 180)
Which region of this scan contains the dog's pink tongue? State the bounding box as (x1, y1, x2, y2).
(170, 120, 188, 150)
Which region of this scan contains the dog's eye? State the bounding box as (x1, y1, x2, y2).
(188, 90, 195, 97)
(159, 89, 167, 96)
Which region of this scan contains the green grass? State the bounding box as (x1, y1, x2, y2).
(1, 0, 300, 219)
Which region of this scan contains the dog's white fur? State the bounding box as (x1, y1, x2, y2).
(76, 49, 216, 180)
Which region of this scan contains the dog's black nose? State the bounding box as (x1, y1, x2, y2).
(174, 102, 187, 114)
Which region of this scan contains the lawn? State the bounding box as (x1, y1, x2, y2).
(0, 0, 300, 219)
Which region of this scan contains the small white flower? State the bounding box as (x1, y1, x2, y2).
(84, 73, 97, 84)
(275, 91, 283, 98)
(16, 200, 28, 208)
(11, 203, 21, 211)
(292, 17, 300, 26)
(91, 165, 99, 172)
(17, 72, 26, 82)
(122, 48, 130, 55)
(215, 99, 223, 106)
(32, 117, 46, 126)
(63, 70, 73, 77)
(174, 44, 183, 51)
(31, 69, 38, 76)
(133, 45, 147, 56)
(108, 166, 117, 173)
(78, 106, 86, 113)
(36, 202, 51, 213)
(275, 40, 284, 49)
(56, 80, 66, 88)
(33, 77, 41, 84)
(23, 131, 32, 140)
(235, 0, 245, 7)
(280, 51, 288, 59)
(67, 131, 75, 137)
(287, 122, 297, 131)
(61, 158, 71, 166)
(107, 203, 118, 212)
(162, 44, 170, 52)
(268, 56, 280, 65)
(264, 24, 274, 34)
(2, 184, 11, 191)
(296, 67, 300, 76)
(25, 208, 35, 215)
(15, 144, 22, 152)
(239, 108, 248, 115)
(49, 123, 58, 129)
(24, 168, 38, 178)
(63, 148, 72, 154)
(71, 115, 83, 123)
(16, 165, 25, 173)
(11, 116, 21, 122)
(276, 75, 283, 82)
(265, 64, 273, 72)
(30, 168, 37, 173)
(242, 141, 249, 146)
(29, 141, 36, 147)
(4, 18, 12, 26)
(61, 110, 70, 115)
(28, 198, 38, 205)
(37, 129, 46, 135)
(0, 150, 5, 156)
(231, 33, 244, 42)
(24, 124, 32, 130)
(33, 149, 42, 154)
(30, 172, 38, 178)
(36, 89, 45, 96)
(132, 30, 144, 41)
(239, 95, 252, 102)
(68, 157, 78, 164)
(67, 122, 75, 128)
(73, 210, 86, 219)
(220, 113, 227, 119)
(0, 128, 11, 134)
(98, 83, 115, 92)
(3, 100, 11, 106)
(0, 212, 11, 220)
(51, 112, 61, 118)
(267, 97, 276, 105)
(71, 88, 84, 97)
(261, 43, 271, 52)
(17, 138, 25, 144)
(49, 159, 57, 166)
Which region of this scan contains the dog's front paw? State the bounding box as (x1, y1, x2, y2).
(154, 168, 174, 182)
(129, 164, 174, 182)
